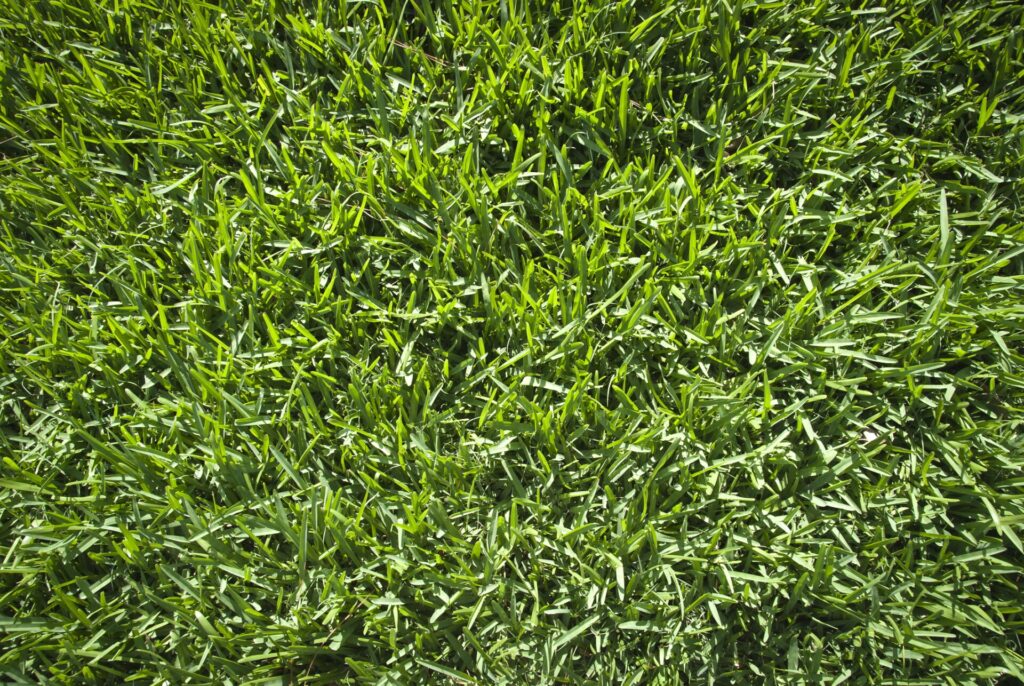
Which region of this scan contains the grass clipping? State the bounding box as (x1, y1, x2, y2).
(1, 0, 1023, 683)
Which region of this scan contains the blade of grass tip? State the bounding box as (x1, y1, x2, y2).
(938, 187, 950, 268)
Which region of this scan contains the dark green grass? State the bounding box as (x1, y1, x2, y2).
(2, 0, 1024, 683)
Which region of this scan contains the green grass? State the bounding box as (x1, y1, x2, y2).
(1, 0, 1023, 683)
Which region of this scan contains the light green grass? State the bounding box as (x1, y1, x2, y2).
(2, 0, 1023, 683)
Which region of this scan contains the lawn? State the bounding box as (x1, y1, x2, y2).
(1, 0, 1023, 683)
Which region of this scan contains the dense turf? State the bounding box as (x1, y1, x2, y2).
(2, 0, 1023, 683)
